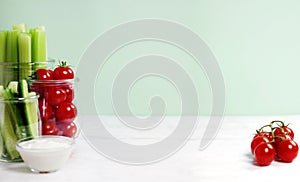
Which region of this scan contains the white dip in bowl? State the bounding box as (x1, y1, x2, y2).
(16, 135, 74, 173)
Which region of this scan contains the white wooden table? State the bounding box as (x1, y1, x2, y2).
(1, 115, 300, 182)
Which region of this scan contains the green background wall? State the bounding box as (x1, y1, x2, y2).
(1, 0, 300, 116)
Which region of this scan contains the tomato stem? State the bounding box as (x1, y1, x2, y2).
(270, 131, 276, 143)
(270, 120, 285, 127)
(58, 59, 68, 68)
(258, 124, 272, 132)
(274, 135, 286, 142)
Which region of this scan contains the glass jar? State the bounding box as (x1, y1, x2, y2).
(0, 95, 40, 162)
(0, 60, 54, 87)
(29, 79, 78, 138)
(0, 62, 32, 86)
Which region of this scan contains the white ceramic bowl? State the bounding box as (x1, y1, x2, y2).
(16, 135, 74, 173)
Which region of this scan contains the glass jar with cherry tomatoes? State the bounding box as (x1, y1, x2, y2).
(29, 61, 78, 138)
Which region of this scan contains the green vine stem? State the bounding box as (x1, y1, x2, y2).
(270, 120, 285, 127)
(258, 124, 273, 132)
(270, 120, 291, 134)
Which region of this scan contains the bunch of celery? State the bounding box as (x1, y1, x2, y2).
(0, 23, 47, 161)
(0, 23, 47, 85)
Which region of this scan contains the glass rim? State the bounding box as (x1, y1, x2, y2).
(28, 79, 75, 84)
(0, 94, 39, 102)
(16, 135, 74, 152)
(0, 58, 55, 66)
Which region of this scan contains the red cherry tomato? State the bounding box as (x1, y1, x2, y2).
(274, 126, 294, 140)
(64, 86, 74, 102)
(251, 136, 269, 154)
(42, 121, 59, 135)
(253, 131, 273, 141)
(53, 61, 74, 80)
(38, 100, 53, 122)
(45, 87, 67, 106)
(48, 69, 53, 75)
(254, 143, 276, 166)
(274, 133, 292, 148)
(277, 139, 298, 162)
(56, 102, 77, 123)
(36, 68, 53, 80)
(59, 122, 77, 138)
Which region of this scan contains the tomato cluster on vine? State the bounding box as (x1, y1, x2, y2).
(251, 120, 298, 166)
(30, 61, 77, 138)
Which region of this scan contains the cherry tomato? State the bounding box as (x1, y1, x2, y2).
(254, 143, 276, 166)
(59, 122, 77, 138)
(274, 133, 292, 148)
(42, 121, 59, 135)
(53, 61, 74, 80)
(45, 87, 67, 106)
(274, 126, 294, 139)
(254, 131, 273, 141)
(64, 86, 74, 102)
(277, 139, 298, 162)
(48, 69, 53, 75)
(56, 102, 77, 123)
(36, 68, 53, 80)
(38, 100, 53, 122)
(251, 136, 269, 154)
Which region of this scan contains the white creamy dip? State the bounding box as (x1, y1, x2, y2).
(16, 136, 73, 173)
(19, 138, 70, 150)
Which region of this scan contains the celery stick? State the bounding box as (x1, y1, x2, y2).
(31, 26, 47, 70)
(0, 86, 21, 160)
(19, 80, 39, 137)
(0, 123, 3, 159)
(18, 33, 32, 79)
(12, 24, 27, 33)
(5, 30, 19, 84)
(18, 33, 31, 63)
(35, 26, 45, 32)
(0, 31, 6, 86)
(1, 102, 20, 160)
(0, 86, 5, 155)
(0, 85, 4, 97)
(6, 30, 19, 63)
(31, 27, 46, 61)
(0, 31, 6, 62)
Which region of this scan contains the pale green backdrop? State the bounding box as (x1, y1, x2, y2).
(1, 0, 300, 116)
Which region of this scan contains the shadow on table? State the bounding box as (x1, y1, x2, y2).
(3, 163, 31, 174)
(245, 153, 252, 160)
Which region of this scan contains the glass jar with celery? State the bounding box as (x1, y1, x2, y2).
(0, 24, 48, 162)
